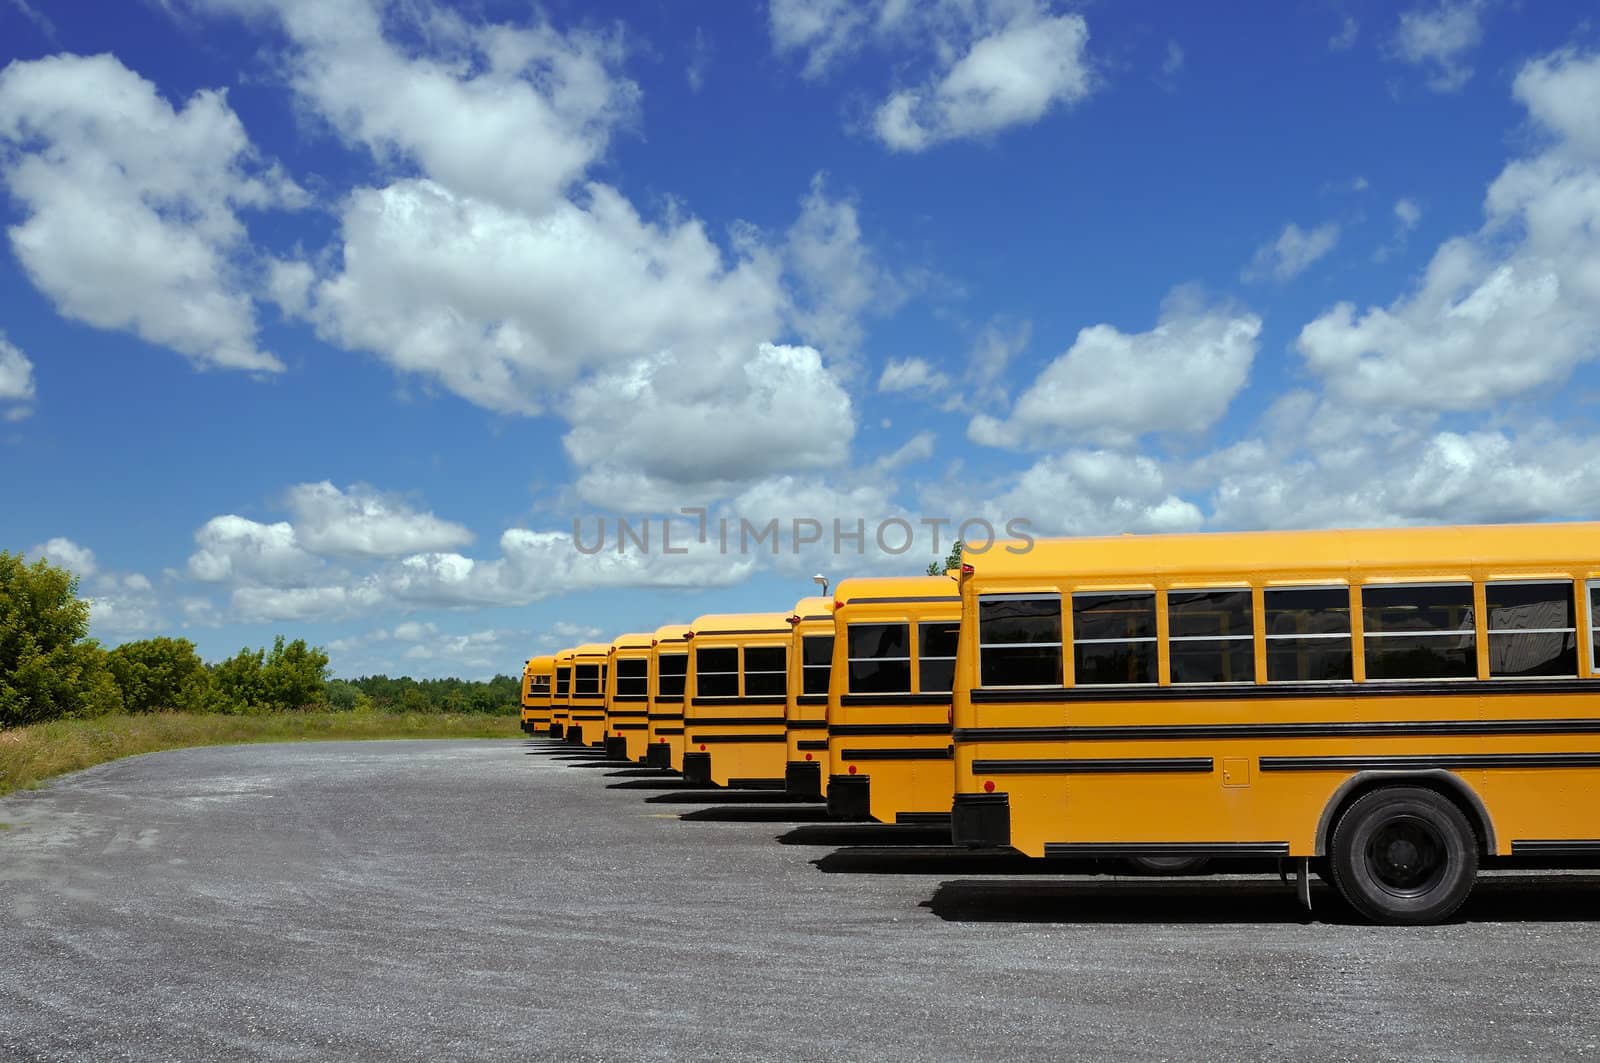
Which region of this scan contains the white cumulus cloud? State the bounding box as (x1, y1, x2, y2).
(28, 536, 96, 578)
(0, 332, 36, 419)
(186, 515, 321, 586)
(0, 52, 302, 372)
(1245, 221, 1340, 282)
(1392, 1, 1485, 93)
(284, 481, 472, 559)
(969, 295, 1261, 449)
(1297, 49, 1600, 412)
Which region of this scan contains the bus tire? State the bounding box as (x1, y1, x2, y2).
(1328, 786, 1477, 925)
(1123, 855, 1210, 876)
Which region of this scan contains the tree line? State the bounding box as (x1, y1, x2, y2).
(1, 549, 519, 729)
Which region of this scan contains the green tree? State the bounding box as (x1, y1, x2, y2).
(0, 550, 122, 726)
(261, 636, 330, 711)
(926, 538, 964, 576)
(108, 637, 209, 713)
(210, 646, 268, 713)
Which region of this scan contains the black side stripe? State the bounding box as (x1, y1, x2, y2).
(689, 733, 788, 745)
(795, 694, 828, 707)
(841, 693, 953, 707)
(612, 724, 648, 732)
(830, 723, 953, 737)
(611, 694, 648, 703)
(607, 710, 648, 719)
(647, 712, 685, 722)
(655, 727, 684, 736)
(684, 715, 786, 727)
(653, 696, 686, 704)
(972, 677, 1600, 704)
(786, 720, 827, 731)
(1261, 753, 1600, 772)
(1511, 840, 1600, 855)
(797, 740, 829, 751)
(1044, 841, 1290, 858)
(841, 747, 954, 761)
(691, 697, 788, 707)
(954, 718, 1600, 743)
(974, 757, 1213, 775)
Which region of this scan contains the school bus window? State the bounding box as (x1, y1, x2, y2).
(978, 595, 1061, 687)
(1265, 586, 1352, 681)
(744, 646, 787, 696)
(802, 635, 833, 694)
(1072, 592, 1156, 686)
(531, 675, 550, 693)
(1168, 589, 1254, 684)
(616, 657, 649, 696)
(696, 647, 739, 698)
(848, 623, 911, 694)
(1487, 581, 1577, 677)
(1590, 581, 1600, 673)
(918, 621, 960, 693)
(658, 653, 687, 697)
(1362, 583, 1476, 680)
(575, 664, 602, 696)
(555, 667, 571, 696)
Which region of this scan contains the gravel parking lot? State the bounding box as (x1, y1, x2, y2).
(2, 738, 1598, 1061)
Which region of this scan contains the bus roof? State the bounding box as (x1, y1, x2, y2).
(526, 655, 555, 671)
(834, 573, 960, 603)
(789, 595, 833, 621)
(688, 611, 790, 635)
(654, 623, 691, 643)
(965, 522, 1600, 582)
(611, 632, 654, 650)
(573, 642, 611, 657)
(554, 647, 576, 662)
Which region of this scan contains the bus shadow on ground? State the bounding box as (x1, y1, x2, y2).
(921, 874, 1600, 925)
(607, 779, 703, 791)
(779, 823, 951, 847)
(678, 806, 835, 824)
(646, 791, 826, 805)
(605, 768, 672, 778)
(812, 846, 1071, 876)
(566, 760, 638, 769)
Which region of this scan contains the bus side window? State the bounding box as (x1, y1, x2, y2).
(696, 647, 739, 698)
(978, 596, 1062, 687)
(744, 645, 787, 696)
(1264, 587, 1351, 682)
(658, 653, 687, 697)
(1487, 581, 1577, 678)
(1362, 583, 1476, 680)
(848, 624, 911, 694)
(575, 664, 601, 696)
(1072, 592, 1155, 685)
(556, 668, 571, 696)
(1168, 589, 1254, 684)
(918, 621, 960, 693)
(801, 635, 833, 694)
(616, 657, 649, 696)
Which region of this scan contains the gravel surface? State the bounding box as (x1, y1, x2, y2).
(2, 738, 1598, 1061)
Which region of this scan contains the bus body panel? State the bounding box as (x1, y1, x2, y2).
(684, 612, 792, 788)
(521, 655, 556, 734)
(606, 634, 655, 762)
(785, 596, 835, 798)
(648, 625, 692, 772)
(567, 642, 611, 748)
(551, 648, 577, 739)
(952, 522, 1600, 860)
(828, 575, 961, 824)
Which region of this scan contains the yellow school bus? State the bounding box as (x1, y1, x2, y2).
(646, 623, 691, 771)
(551, 647, 576, 739)
(827, 575, 961, 823)
(681, 612, 792, 788)
(566, 642, 611, 747)
(951, 521, 1600, 924)
(606, 633, 655, 762)
(521, 655, 556, 735)
(784, 595, 835, 798)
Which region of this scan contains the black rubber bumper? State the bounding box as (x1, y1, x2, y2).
(785, 760, 822, 799)
(520, 719, 533, 734)
(565, 726, 584, 746)
(550, 722, 564, 739)
(683, 752, 712, 787)
(951, 791, 1011, 849)
(827, 774, 871, 821)
(604, 736, 628, 760)
(645, 743, 671, 770)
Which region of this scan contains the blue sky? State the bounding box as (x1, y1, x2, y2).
(3, 0, 1600, 679)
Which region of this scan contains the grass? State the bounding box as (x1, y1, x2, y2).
(0, 711, 522, 797)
